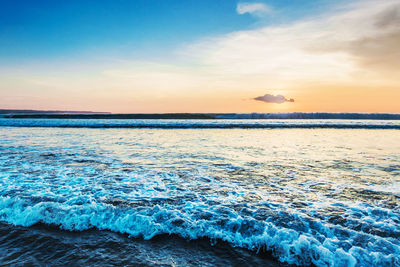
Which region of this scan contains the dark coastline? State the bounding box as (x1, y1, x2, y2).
(2, 113, 216, 119)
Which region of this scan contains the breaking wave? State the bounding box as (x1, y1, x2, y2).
(215, 112, 400, 120)
(1, 195, 399, 266)
(0, 118, 400, 129)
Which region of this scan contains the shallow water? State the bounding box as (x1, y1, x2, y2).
(0, 222, 284, 266)
(0, 123, 399, 266)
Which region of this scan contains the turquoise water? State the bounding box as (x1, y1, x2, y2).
(0, 121, 399, 266)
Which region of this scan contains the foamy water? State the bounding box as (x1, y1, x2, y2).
(0, 121, 399, 266)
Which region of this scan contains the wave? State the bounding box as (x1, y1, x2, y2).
(0, 197, 400, 266)
(0, 196, 399, 266)
(1, 118, 400, 129)
(216, 113, 400, 120)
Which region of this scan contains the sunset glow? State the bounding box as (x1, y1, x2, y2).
(1, 0, 399, 113)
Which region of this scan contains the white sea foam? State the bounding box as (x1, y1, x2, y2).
(1, 196, 398, 266)
(215, 113, 400, 120)
(366, 182, 400, 197)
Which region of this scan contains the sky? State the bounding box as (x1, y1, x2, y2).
(0, 0, 399, 113)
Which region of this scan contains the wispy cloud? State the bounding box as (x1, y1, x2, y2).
(236, 2, 271, 17)
(185, 0, 400, 87)
(254, 94, 294, 104)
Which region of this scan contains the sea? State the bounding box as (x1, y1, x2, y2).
(0, 118, 399, 266)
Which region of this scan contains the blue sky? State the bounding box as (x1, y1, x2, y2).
(0, 0, 332, 63)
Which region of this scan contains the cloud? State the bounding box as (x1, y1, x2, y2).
(254, 94, 294, 104)
(236, 2, 271, 17)
(306, 2, 400, 74)
(375, 4, 400, 28)
(183, 0, 400, 89)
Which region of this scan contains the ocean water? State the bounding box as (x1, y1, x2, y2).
(0, 119, 399, 266)
(0, 118, 400, 129)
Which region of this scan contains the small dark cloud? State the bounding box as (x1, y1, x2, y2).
(254, 94, 294, 104)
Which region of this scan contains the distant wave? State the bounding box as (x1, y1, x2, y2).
(1, 112, 400, 120)
(0, 118, 400, 129)
(216, 112, 400, 120)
